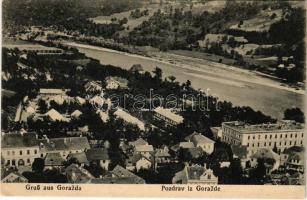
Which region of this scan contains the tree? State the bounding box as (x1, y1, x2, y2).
(152, 67, 162, 83)
(283, 108, 305, 123)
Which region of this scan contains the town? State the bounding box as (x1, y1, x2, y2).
(1, 38, 305, 185)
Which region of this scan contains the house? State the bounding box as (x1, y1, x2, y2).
(187, 147, 204, 159)
(105, 76, 128, 89)
(135, 145, 154, 159)
(71, 110, 82, 119)
(114, 108, 146, 131)
(250, 149, 280, 174)
(44, 152, 65, 169)
(172, 164, 218, 184)
(1, 171, 28, 183)
(44, 109, 70, 122)
(126, 154, 152, 172)
(65, 163, 94, 183)
(155, 146, 171, 166)
(111, 165, 145, 184)
(185, 132, 215, 155)
(153, 107, 183, 127)
(67, 152, 89, 167)
(2, 132, 40, 167)
(39, 136, 90, 159)
(84, 81, 103, 93)
(85, 148, 110, 170)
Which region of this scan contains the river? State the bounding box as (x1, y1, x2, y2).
(66, 42, 305, 119)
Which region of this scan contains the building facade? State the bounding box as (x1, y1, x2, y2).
(221, 121, 305, 155)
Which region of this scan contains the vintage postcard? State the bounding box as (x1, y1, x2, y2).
(0, 0, 306, 199)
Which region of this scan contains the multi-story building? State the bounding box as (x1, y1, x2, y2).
(1, 132, 40, 167)
(153, 107, 184, 127)
(221, 120, 305, 155)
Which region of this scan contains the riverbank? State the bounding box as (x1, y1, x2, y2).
(65, 42, 305, 95)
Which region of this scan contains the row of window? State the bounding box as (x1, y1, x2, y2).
(247, 140, 303, 147)
(6, 158, 31, 166)
(6, 149, 38, 156)
(247, 132, 303, 140)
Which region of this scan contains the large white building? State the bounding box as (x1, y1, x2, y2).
(2, 132, 40, 167)
(221, 121, 305, 155)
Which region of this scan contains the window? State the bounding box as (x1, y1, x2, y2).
(294, 141, 297, 145)
(279, 142, 282, 146)
(12, 160, 16, 166)
(27, 159, 30, 163)
(257, 143, 260, 147)
(290, 134, 292, 138)
(252, 143, 254, 147)
(301, 141, 303, 145)
(258, 135, 261, 139)
(7, 151, 10, 156)
(19, 150, 22, 155)
(40, 154, 44, 158)
(290, 141, 292, 145)
(265, 135, 267, 139)
(208, 174, 211, 180)
(12, 151, 15, 156)
(7, 160, 10, 165)
(269, 142, 271, 146)
(248, 136, 250, 140)
(27, 150, 30, 155)
(34, 150, 37, 154)
(295, 134, 297, 138)
(253, 136, 255, 139)
(264, 142, 266, 147)
(270, 135, 272, 139)
(285, 134, 288, 138)
(247, 143, 249, 147)
(285, 141, 287, 145)
(275, 135, 277, 138)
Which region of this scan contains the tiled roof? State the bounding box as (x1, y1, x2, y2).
(85, 148, 109, 161)
(45, 109, 68, 122)
(111, 165, 145, 184)
(44, 152, 65, 166)
(155, 147, 171, 157)
(39, 137, 90, 152)
(135, 145, 154, 152)
(2, 133, 38, 148)
(71, 110, 82, 118)
(67, 152, 89, 164)
(91, 177, 143, 184)
(65, 164, 94, 183)
(129, 138, 148, 146)
(179, 142, 194, 149)
(114, 108, 145, 131)
(191, 133, 215, 145)
(39, 88, 66, 95)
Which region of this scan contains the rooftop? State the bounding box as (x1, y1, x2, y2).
(2, 133, 38, 148)
(114, 108, 145, 131)
(44, 152, 65, 166)
(85, 148, 109, 161)
(154, 107, 183, 124)
(135, 145, 154, 152)
(67, 152, 89, 164)
(39, 137, 90, 152)
(222, 121, 304, 133)
(39, 88, 67, 95)
(111, 165, 145, 184)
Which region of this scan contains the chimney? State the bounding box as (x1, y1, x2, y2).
(204, 163, 207, 169)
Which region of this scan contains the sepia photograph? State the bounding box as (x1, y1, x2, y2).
(0, 0, 306, 198)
